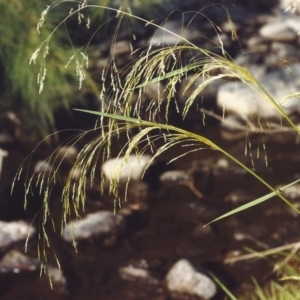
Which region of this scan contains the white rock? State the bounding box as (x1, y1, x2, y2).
(0, 221, 35, 249)
(119, 259, 158, 284)
(159, 170, 192, 184)
(278, 183, 300, 199)
(280, 0, 300, 14)
(259, 21, 297, 42)
(0, 148, 8, 179)
(217, 63, 300, 119)
(56, 146, 78, 166)
(62, 211, 126, 243)
(101, 154, 152, 182)
(166, 259, 217, 300)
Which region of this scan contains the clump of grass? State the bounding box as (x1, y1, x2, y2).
(213, 242, 300, 299)
(0, 1, 140, 138)
(1, 0, 172, 139)
(240, 246, 300, 300)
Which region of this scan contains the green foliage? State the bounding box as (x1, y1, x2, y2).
(0, 1, 101, 137)
(0, 0, 169, 138)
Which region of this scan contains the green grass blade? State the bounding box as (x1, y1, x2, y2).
(209, 272, 237, 300)
(205, 178, 300, 226)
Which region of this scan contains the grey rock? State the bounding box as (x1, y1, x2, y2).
(0, 250, 67, 293)
(280, 0, 300, 15)
(285, 15, 300, 33)
(246, 36, 269, 52)
(234, 52, 268, 79)
(47, 266, 68, 293)
(259, 20, 297, 42)
(0, 221, 35, 250)
(0, 250, 39, 273)
(119, 258, 159, 284)
(62, 211, 126, 245)
(271, 42, 300, 63)
(166, 259, 217, 299)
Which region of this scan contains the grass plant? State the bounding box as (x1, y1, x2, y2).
(14, 0, 300, 294)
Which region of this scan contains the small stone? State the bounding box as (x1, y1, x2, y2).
(0, 220, 35, 250)
(259, 20, 297, 42)
(47, 266, 67, 293)
(166, 259, 217, 300)
(224, 189, 253, 204)
(102, 154, 152, 182)
(0, 250, 39, 273)
(278, 183, 300, 199)
(119, 258, 159, 284)
(56, 146, 79, 166)
(246, 36, 268, 52)
(217, 63, 300, 119)
(34, 160, 53, 174)
(159, 170, 192, 184)
(271, 42, 300, 63)
(62, 211, 126, 245)
(215, 158, 230, 170)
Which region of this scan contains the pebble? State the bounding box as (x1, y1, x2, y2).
(34, 160, 53, 174)
(224, 188, 253, 204)
(259, 20, 297, 42)
(159, 170, 192, 184)
(0, 220, 35, 250)
(119, 258, 160, 284)
(56, 146, 79, 166)
(101, 154, 152, 182)
(0, 250, 39, 273)
(278, 183, 300, 199)
(62, 211, 126, 245)
(165, 259, 217, 300)
(0, 250, 67, 293)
